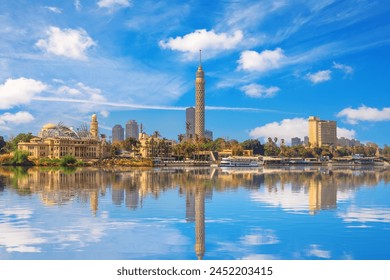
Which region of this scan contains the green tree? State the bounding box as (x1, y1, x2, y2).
(5, 133, 34, 152)
(264, 142, 280, 156)
(0, 136, 6, 153)
(122, 137, 140, 152)
(12, 150, 32, 165)
(240, 139, 264, 155)
(60, 155, 77, 166)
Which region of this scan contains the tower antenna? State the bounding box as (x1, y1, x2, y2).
(199, 49, 202, 66)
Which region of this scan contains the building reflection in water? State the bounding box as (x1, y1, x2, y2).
(1, 166, 389, 259)
(308, 178, 337, 215)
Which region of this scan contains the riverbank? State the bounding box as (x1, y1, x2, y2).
(0, 154, 154, 167)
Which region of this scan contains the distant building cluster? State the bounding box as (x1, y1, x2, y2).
(112, 120, 139, 143)
(337, 137, 361, 147)
(290, 136, 309, 146)
(288, 117, 362, 148)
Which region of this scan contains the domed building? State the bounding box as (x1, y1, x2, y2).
(18, 114, 109, 160)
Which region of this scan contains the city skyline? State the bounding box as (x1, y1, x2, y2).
(0, 1, 389, 146)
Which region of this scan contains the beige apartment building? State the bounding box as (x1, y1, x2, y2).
(308, 116, 337, 147)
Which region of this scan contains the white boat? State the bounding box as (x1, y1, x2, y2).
(219, 156, 260, 167)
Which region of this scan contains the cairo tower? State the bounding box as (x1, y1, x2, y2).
(195, 51, 205, 139)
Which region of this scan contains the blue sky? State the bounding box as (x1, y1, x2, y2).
(0, 0, 389, 145)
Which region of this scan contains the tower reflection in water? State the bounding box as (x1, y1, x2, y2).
(194, 186, 205, 260)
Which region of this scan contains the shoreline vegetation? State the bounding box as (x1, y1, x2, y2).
(1, 135, 389, 167)
(0, 152, 154, 167)
(0, 152, 389, 168)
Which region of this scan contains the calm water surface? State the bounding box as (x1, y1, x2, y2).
(0, 166, 389, 260)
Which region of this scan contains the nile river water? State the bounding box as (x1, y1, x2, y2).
(0, 166, 389, 260)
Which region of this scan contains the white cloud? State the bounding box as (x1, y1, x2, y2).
(100, 110, 109, 118)
(0, 208, 45, 253)
(250, 185, 309, 212)
(0, 77, 47, 109)
(0, 111, 35, 126)
(333, 62, 353, 75)
(306, 70, 331, 84)
(44, 6, 62, 14)
(249, 118, 307, 145)
(76, 82, 106, 102)
(159, 29, 243, 58)
(337, 105, 390, 124)
(337, 127, 356, 139)
(36, 26, 96, 60)
(240, 83, 280, 98)
(74, 0, 82, 11)
(240, 228, 279, 246)
(339, 207, 390, 223)
(306, 244, 331, 259)
(237, 48, 285, 72)
(97, 0, 132, 9)
(57, 85, 81, 96)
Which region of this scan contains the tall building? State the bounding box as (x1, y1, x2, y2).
(112, 124, 124, 143)
(304, 136, 309, 146)
(186, 107, 195, 139)
(125, 120, 139, 139)
(308, 116, 337, 147)
(205, 129, 213, 141)
(195, 51, 205, 139)
(291, 137, 302, 146)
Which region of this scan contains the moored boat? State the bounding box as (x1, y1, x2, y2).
(219, 156, 260, 167)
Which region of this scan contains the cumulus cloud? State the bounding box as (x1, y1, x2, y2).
(306, 70, 331, 84)
(36, 26, 96, 60)
(337, 105, 390, 124)
(44, 6, 62, 13)
(159, 29, 243, 58)
(333, 62, 353, 75)
(57, 85, 81, 96)
(0, 112, 35, 127)
(98, 0, 132, 9)
(337, 127, 356, 139)
(0, 77, 47, 109)
(249, 118, 307, 145)
(237, 48, 285, 72)
(240, 83, 280, 98)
